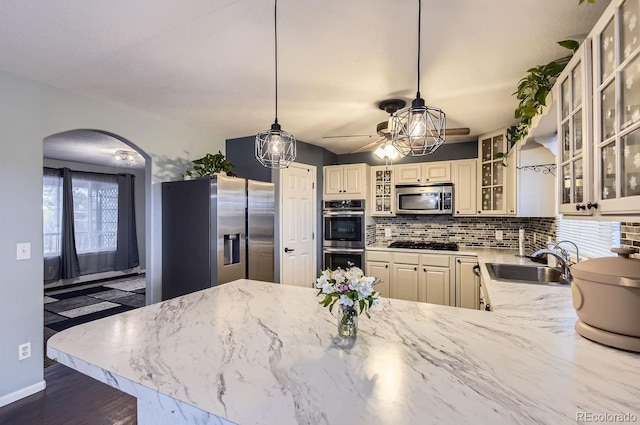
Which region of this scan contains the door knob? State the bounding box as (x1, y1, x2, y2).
(284, 247, 295, 253)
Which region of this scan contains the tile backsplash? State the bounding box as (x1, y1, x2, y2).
(621, 222, 640, 252)
(374, 216, 556, 252)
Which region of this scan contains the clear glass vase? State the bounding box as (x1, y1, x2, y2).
(338, 306, 358, 337)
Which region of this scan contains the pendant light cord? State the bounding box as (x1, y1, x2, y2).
(416, 0, 421, 98)
(274, 0, 279, 125)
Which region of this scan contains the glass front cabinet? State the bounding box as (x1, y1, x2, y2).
(371, 165, 395, 216)
(592, 0, 640, 215)
(556, 40, 594, 215)
(477, 129, 509, 215)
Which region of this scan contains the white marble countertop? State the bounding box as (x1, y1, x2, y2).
(48, 275, 640, 425)
(366, 244, 579, 335)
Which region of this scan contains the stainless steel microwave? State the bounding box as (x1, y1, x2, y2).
(396, 184, 453, 214)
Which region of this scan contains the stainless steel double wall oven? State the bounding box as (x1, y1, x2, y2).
(322, 199, 366, 270)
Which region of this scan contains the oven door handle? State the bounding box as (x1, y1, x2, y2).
(323, 247, 365, 253)
(322, 211, 365, 216)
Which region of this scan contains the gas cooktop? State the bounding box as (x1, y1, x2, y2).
(387, 241, 459, 251)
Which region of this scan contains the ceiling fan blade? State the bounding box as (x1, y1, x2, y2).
(376, 120, 470, 137)
(350, 136, 386, 154)
(443, 127, 471, 136)
(322, 134, 374, 139)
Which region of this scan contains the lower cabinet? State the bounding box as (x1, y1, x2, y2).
(455, 257, 480, 310)
(366, 261, 390, 298)
(419, 254, 452, 306)
(390, 253, 420, 302)
(367, 250, 482, 309)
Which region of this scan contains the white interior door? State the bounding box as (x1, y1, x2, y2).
(280, 163, 317, 287)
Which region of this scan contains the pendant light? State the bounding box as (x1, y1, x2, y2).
(255, 0, 296, 169)
(391, 0, 446, 156)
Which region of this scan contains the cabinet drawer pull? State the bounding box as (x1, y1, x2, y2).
(414, 267, 417, 271)
(423, 268, 426, 272)
(385, 264, 388, 269)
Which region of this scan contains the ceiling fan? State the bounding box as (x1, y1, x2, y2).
(322, 99, 471, 154)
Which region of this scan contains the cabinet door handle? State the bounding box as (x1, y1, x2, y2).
(576, 203, 586, 211)
(414, 267, 417, 271)
(385, 264, 388, 269)
(423, 268, 426, 272)
(472, 264, 481, 276)
(587, 201, 599, 210)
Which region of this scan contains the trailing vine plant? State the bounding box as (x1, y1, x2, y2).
(505, 0, 597, 148)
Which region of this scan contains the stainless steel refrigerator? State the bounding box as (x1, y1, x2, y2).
(162, 175, 274, 300)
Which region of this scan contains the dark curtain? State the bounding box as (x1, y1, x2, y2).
(60, 168, 80, 279)
(114, 173, 139, 270)
(43, 168, 62, 283)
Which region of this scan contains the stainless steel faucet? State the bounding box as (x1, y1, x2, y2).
(552, 240, 581, 264)
(531, 248, 573, 285)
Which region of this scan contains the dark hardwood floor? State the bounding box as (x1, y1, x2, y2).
(0, 364, 136, 425)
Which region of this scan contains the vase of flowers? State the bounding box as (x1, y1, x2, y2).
(316, 264, 381, 337)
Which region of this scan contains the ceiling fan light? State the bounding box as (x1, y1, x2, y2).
(374, 146, 386, 159)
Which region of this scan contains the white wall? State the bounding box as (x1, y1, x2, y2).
(0, 70, 224, 405)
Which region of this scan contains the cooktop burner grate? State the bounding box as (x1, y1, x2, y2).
(387, 241, 459, 251)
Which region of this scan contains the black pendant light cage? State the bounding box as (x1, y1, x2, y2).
(391, 0, 446, 156)
(255, 0, 297, 169)
(256, 122, 297, 168)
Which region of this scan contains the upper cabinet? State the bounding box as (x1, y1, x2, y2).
(477, 129, 509, 215)
(451, 159, 477, 216)
(556, 41, 594, 215)
(591, 0, 640, 215)
(395, 162, 451, 185)
(323, 164, 369, 200)
(371, 165, 395, 216)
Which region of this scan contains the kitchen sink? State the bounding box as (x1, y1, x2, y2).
(486, 263, 565, 285)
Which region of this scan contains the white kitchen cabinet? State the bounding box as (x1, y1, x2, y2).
(455, 257, 480, 310)
(323, 164, 369, 200)
(477, 129, 509, 215)
(418, 254, 452, 306)
(591, 0, 640, 215)
(366, 251, 391, 298)
(371, 165, 395, 216)
(395, 162, 451, 185)
(452, 159, 477, 216)
(555, 40, 595, 216)
(390, 253, 420, 302)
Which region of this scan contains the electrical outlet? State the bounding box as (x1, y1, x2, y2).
(495, 230, 503, 241)
(18, 342, 31, 360)
(384, 228, 392, 238)
(16, 243, 31, 260)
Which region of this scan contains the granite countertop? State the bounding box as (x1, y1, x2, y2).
(48, 275, 640, 425)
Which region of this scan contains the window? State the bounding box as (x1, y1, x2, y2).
(43, 170, 62, 257)
(556, 216, 621, 259)
(72, 174, 118, 254)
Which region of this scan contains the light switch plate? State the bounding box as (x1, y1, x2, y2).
(384, 228, 392, 238)
(495, 230, 503, 241)
(16, 243, 31, 260)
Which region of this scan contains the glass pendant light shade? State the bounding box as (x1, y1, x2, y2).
(256, 121, 296, 168)
(391, 96, 446, 156)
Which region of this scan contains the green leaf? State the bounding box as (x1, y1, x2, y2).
(558, 39, 580, 52)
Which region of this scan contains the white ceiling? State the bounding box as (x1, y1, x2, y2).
(0, 0, 611, 156)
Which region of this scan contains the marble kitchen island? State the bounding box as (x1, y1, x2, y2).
(48, 278, 640, 425)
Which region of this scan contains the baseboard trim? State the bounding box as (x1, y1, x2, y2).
(0, 380, 46, 408)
